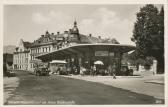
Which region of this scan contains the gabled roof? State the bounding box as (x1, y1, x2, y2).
(79, 34, 120, 44)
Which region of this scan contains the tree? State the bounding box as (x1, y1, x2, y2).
(131, 5, 164, 73)
(122, 51, 155, 70)
(157, 6, 164, 73)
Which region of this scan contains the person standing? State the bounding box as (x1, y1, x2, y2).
(112, 63, 117, 79)
(108, 65, 112, 76)
(93, 65, 96, 76)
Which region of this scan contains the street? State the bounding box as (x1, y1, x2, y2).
(4, 71, 164, 105)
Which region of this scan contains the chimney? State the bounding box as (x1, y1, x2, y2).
(57, 32, 60, 35)
(98, 36, 101, 39)
(46, 31, 49, 34)
(41, 35, 44, 37)
(89, 34, 92, 37)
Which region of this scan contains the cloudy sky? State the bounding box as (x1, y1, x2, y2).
(3, 4, 162, 46)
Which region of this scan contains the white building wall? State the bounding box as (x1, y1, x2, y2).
(13, 39, 30, 71)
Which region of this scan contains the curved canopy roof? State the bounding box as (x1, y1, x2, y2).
(36, 43, 135, 62)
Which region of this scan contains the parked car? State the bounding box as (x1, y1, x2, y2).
(6, 70, 15, 77)
(121, 65, 133, 76)
(58, 65, 68, 75)
(34, 63, 50, 76)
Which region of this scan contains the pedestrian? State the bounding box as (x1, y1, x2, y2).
(57, 67, 61, 74)
(113, 72, 116, 79)
(90, 66, 93, 76)
(75, 68, 78, 75)
(108, 65, 112, 76)
(112, 63, 117, 79)
(73, 66, 78, 75)
(67, 67, 71, 75)
(93, 65, 96, 76)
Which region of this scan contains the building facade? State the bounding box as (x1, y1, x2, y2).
(13, 21, 125, 73)
(28, 31, 57, 71)
(13, 39, 31, 70)
(28, 21, 96, 71)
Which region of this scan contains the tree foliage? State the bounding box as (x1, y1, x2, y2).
(131, 5, 164, 73)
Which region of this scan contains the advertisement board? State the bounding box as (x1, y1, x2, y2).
(95, 51, 108, 56)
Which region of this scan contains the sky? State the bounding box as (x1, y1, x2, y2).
(3, 4, 162, 46)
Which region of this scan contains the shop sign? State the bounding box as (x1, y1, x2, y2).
(95, 51, 108, 56)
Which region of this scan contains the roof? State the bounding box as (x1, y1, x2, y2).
(36, 43, 135, 61)
(31, 31, 63, 47)
(79, 34, 120, 44)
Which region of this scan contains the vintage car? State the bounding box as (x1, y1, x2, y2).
(120, 65, 133, 76)
(4, 64, 15, 77)
(6, 70, 16, 77)
(34, 62, 50, 76)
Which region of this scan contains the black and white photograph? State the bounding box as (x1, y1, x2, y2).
(2, 0, 167, 106)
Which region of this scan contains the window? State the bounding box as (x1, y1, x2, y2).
(45, 47, 47, 52)
(49, 47, 51, 51)
(46, 47, 48, 52)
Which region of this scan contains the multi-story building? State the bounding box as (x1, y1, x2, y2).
(13, 39, 31, 70)
(28, 31, 57, 71)
(28, 20, 87, 71)
(13, 21, 119, 72)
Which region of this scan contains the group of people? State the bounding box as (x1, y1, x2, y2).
(50, 62, 117, 79)
(80, 64, 117, 79)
